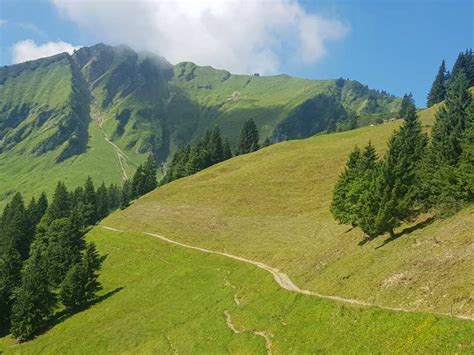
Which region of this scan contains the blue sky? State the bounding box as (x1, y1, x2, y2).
(0, 0, 472, 107)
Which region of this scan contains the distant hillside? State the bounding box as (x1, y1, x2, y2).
(104, 103, 474, 319)
(0, 43, 400, 205)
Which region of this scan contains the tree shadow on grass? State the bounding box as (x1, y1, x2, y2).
(35, 286, 124, 338)
(375, 217, 435, 249)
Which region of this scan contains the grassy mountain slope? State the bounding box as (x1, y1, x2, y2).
(1, 228, 472, 353)
(0, 44, 400, 208)
(104, 104, 474, 319)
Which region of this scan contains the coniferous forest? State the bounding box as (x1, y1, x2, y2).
(0, 154, 159, 341)
(332, 51, 474, 240)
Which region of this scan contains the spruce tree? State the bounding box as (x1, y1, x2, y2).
(430, 72, 471, 165)
(237, 119, 260, 154)
(223, 138, 233, 160)
(427, 60, 447, 107)
(96, 183, 109, 220)
(143, 154, 158, 194)
(209, 127, 224, 164)
(0, 244, 22, 331)
(42, 182, 71, 225)
(10, 248, 56, 341)
(1, 193, 30, 260)
(60, 262, 85, 310)
(399, 93, 414, 118)
(107, 184, 121, 212)
(83, 177, 98, 225)
(373, 103, 428, 237)
(131, 165, 146, 199)
(40, 217, 84, 287)
(120, 180, 131, 209)
(82, 242, 105, 301)
(451, 49, 474, 87)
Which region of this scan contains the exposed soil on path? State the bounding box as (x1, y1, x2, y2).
(100, 226, 473, 321)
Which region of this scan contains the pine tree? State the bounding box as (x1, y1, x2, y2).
(331, 143, 379, 229)
(120, 180, 131, 209)
(237, 119, 260, 154)
(131, 165, 146, 199)
(1, 193, 30, 260)
(40, 217, 84, 287)
(372, 104, 428, 238)
(209, 127, 224, 164)
(430, 72, 471, 165)
(458, 102, 474, 201)
(451, 49, 474, 87)
(10, 249, 56, 341)
(143, 154, 157, 194)
(0, 244, 22, 331)
(107, 184, 121, 212)
(83, 177, 98, 225)
(223, 138, 233, 160)
(60, 262, 85, 310)
(399, 93, 414, 118)
(427, 60, 447, 107)
(96, 183, 109, 220)
(82, 242, 105, 301)
(42, 182, 71, 225)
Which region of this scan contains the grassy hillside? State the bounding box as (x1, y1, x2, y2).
(0, 44, 401, 208)
(104, 104, 474, 319)
(1, 228, 472, 353)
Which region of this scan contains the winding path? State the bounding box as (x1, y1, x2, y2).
(100, 226, 473, 321)
(93, 111, 129, 181)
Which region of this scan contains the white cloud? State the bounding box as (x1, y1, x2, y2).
(52, 0, 349, 74)
(0, 19, 7, 27)
(11, 39, 81, 64)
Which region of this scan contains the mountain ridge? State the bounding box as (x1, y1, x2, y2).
(0, 43, 401, 205)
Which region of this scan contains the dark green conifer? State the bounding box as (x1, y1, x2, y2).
(42, 182, 71, 225)
(120, 180, 131, 209)
(399, 92, 414, 118)
(427, 60, 447, 107)
(10, 249, 56, 341)
(237, 119, 260, 155)
(96, 183, 109, 220)
(83, 177, 98, 225)
(223, 138, 233, 160)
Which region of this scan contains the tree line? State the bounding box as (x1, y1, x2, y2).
(162, 119, 261, 184)
(0, 154, 158, 341)
(427, 49, 473, 107)
(332, 60, 473, 240)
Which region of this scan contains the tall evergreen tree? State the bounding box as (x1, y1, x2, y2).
(223, 138, 233, 160)
(372, 104, 428, 237)
(0, 244, 22, 331)
(39, 217, 84, 287)
(399, 93, 414, 118)
(131, 165, 146, 199)
(427, 60, 447, 107)
(107, 184, 121, 212)
(143, 154, 158, 194)
(430, 72, 471, 165)
(237, 119, 260, 154)
(96, 183, 109, 220)
(82, 177, 98, 225)
(1, 193, 30, 260)
(10, 248, 56, 341)
(451, 49, 474, 87)
(42, 182, 71, 226)
(120, 180, 131, 209)
(209, 127, 224, 164)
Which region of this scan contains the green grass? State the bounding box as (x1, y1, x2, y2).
(1, 228, 472, 353)
(105, 105, 474, 319)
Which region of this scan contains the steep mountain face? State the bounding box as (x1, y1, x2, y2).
(0, 43, 401, 204)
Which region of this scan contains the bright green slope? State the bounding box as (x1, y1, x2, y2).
(0, 44, 401, 208)
(1, 228, 472, 353)
(104, 103, 474, 319)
